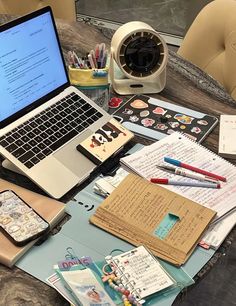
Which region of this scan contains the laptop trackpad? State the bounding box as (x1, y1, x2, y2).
(53, 130, 97, 177)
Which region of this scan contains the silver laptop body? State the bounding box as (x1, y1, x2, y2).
(0, 7, 111, 198)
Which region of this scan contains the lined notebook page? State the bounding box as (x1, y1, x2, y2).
(121, 132, 236, 221)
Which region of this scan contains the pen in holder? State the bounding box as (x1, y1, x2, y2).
(69, 66, 110, 112)
(68, 45, 110, 111)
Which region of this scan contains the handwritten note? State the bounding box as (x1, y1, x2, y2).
(90, 173, 216, 265)
(121, 132, 236, 221)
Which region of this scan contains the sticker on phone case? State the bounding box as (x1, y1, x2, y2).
(9, 212, 22, 219)
(130, 99, 148, 109)
(174, 114, 194, 124)
(153, 107, 167, 115)
(8, 224, 21, 233)
(0, 216, 12, 225)
(141, 118, 155, 127)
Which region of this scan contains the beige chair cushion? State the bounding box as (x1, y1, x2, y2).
(178, 0, 236, 100)
(0, 0, 76, 21)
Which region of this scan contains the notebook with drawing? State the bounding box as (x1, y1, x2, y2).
(0, 7, 118, 199)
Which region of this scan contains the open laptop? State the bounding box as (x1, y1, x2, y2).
(0, 6, 114, 199)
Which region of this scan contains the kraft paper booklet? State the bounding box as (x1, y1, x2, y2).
(0, 179, 65, 267)
(90, 173, 216, 266)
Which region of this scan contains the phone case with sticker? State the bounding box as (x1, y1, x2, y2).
(0, 190, 50, 246)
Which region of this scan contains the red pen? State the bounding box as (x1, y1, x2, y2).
(164, 157, 227, 182)
(150, 178, 221, 188)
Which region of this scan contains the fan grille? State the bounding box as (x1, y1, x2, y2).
(119, 31, 165, 77)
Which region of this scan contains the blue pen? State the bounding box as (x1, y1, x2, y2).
(164, 157, 227, 182)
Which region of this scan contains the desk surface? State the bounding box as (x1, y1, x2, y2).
(0, 15, 235, 306)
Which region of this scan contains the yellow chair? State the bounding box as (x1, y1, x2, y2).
(178, 0, 236, 100)
(0, 0, 76, 21)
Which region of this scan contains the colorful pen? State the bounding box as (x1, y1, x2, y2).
(164, 157, 227, 182)
(89, 49, 97, 68)
(150, 178, 221, 188)
(88, 54, 96, 69)
(95, 44, 100, 62)
(101, 49, 108, 68)
(157, 164, 219, 183)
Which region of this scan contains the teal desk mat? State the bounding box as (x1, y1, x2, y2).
(16, 144, 215, 305)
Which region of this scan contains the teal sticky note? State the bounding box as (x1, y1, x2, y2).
(153, 213, 180, 239)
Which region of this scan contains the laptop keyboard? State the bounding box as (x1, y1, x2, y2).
(0, 92, 103, 169)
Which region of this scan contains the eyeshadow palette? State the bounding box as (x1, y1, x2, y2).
(112, 94, 218, 142)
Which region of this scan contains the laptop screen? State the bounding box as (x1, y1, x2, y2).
(0, 7, 69, 126)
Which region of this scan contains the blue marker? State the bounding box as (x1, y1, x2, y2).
(164, 157, 181, 166)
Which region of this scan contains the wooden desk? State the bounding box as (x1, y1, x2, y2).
(0, 15, 235, 306)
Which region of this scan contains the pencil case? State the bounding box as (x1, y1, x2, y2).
(68, 66, 109, 87)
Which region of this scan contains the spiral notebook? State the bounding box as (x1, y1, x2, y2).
(120, 132, 236, 223)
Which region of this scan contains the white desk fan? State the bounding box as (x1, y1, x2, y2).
(110, 21, 168, 95)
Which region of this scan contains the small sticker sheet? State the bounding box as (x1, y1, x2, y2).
(112, 94, 218, 142)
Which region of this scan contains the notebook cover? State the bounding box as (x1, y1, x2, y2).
(77, 118, 134, 165)
(0, 179, 66, 267)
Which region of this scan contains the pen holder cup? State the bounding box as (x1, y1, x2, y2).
(68, 66, 109, 87)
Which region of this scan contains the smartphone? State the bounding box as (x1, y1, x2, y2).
(0, 190, 50, 246)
